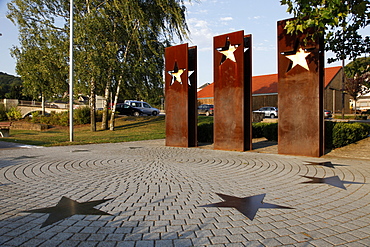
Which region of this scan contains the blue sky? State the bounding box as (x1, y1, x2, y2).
(0, 0, 353, 86)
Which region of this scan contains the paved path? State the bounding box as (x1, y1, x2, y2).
(0, 139, 369, 246)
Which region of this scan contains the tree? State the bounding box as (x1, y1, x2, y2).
(344, 72, 370, 114)
(0, 72, 24, 99)
(281, 0, 370, 63)
(7, 0, 189, 131)
(345, 56, 370, 87)
(7, 0, 69, 114)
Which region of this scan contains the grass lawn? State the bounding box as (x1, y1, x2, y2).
(1, 116, 214, 147)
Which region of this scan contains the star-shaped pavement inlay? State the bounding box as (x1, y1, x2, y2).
(13, 155, 40, 160)
(301, 175, 365, 190)
(200, 193, 293, 220)
(304, 161, 335, 168)
(168, 62, 186, 85)
(23, 196, 113, 228)
(216, 38, 240, 64)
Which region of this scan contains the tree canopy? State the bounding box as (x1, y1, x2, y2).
(0, 72, 25, 99)
(281, 0, 370, 63)
(7, 0, 190, 130)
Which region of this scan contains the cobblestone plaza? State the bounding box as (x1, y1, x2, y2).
(0, 139, 369, 246)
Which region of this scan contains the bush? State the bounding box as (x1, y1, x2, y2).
(332, 122, 370, 148)
(325, 121, 337, 149)
(0, 104, 7, 121)
(74, 106, 90, 125)
(198, 122, 213, 143)
(6, 107, 22, 120)
(263, 123, 278, 141)
(252, 122, 269, 138)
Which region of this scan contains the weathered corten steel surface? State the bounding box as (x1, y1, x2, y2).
(277, 19, 324, 157)
(213, 31, 252, 151)
(165, 44, 197, 147)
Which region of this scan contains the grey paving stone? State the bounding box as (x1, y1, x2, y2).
(135, 240, 155, 247)
(209, 236, 230, 245)
(116, 241, 136, 247)
(154, 239, 173, 247)
(58, 240, 81, 247)
(173, 238, 192, 247)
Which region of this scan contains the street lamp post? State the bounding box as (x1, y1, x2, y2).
(69, 0, 74, 142)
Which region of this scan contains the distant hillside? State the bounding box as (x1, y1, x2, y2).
(0, 72, 23, 99)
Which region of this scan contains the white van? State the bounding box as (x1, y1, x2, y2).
(124, 100, 160, 116)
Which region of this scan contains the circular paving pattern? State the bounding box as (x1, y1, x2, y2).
(0, 140, 369, 246)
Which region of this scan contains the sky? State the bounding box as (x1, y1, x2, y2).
(0, 0, 358, 86)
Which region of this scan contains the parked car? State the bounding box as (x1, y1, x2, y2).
(124, 100, 160, 116)
(324, 110, 332, 118)
(198, 104, 214, 116)
(115, 103, 143, 117)
(253, 107, 278, 118)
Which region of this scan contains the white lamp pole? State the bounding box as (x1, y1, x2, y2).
(69, 0, 74, 142)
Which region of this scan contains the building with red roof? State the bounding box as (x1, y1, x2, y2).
(197, 66, 350, 113)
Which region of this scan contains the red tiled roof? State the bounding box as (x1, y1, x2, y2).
(197, 82, 214, 98)
(252, 73, 278, 95)
(324, 66, 342, 88)
(197, 66, 342, 98)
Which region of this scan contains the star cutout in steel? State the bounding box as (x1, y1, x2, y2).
(168, 62, 186, 85)
(23, 196, 113, 228)
(187, 70, 194, 86)
(301, 176, 365, 190)
(200, 193, 293, 220)
(285, 48, 310, 71)
(216, 38, 240, 64)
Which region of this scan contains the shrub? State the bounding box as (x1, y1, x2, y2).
(325, 121, 337, 149)
(0, 104, 7, 121)
(263, 123, 278, 141)
(198, 122, 213, 143)
(6, 107, 22, 120)
(74, 106, 90, 125)
(332, 122, 370, 148)
(252, 122, 269, 138)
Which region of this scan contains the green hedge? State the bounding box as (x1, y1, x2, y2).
(331, 122, 370, 148)
(263, 123, 278, 141)
(197, 120, 370, 149)
(198, 122, 213, 143)
(197, 122, 279, 143)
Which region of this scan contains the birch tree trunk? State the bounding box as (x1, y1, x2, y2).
(90, 77, 96, 132)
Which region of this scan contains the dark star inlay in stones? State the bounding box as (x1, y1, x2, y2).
(301, 175, 365, 190)
(303, 161, 346, 169)
(23, 196, 113, 228)
(13, 155, 40, 160)
(200, 193, 293, 220)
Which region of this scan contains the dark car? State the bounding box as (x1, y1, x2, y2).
(198, 104, 214, 116)
(115, 103, 143, 117)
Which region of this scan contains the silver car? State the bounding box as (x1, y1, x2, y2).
(253, 107, 278, 118)
(124, 100, 160, 116)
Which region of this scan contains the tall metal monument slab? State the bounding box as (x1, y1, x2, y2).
(277, 19, 324, 157)
(213, 31, 252, 151)
(165, 44, 197, 147)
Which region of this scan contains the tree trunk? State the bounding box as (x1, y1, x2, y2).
(109, 75, 122, 131)
(41, 93, 45, 116)
(101, 73, 112, 130)
(90, 77, 96, 132)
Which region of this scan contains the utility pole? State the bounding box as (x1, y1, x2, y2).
(69, 0, 74, 142)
